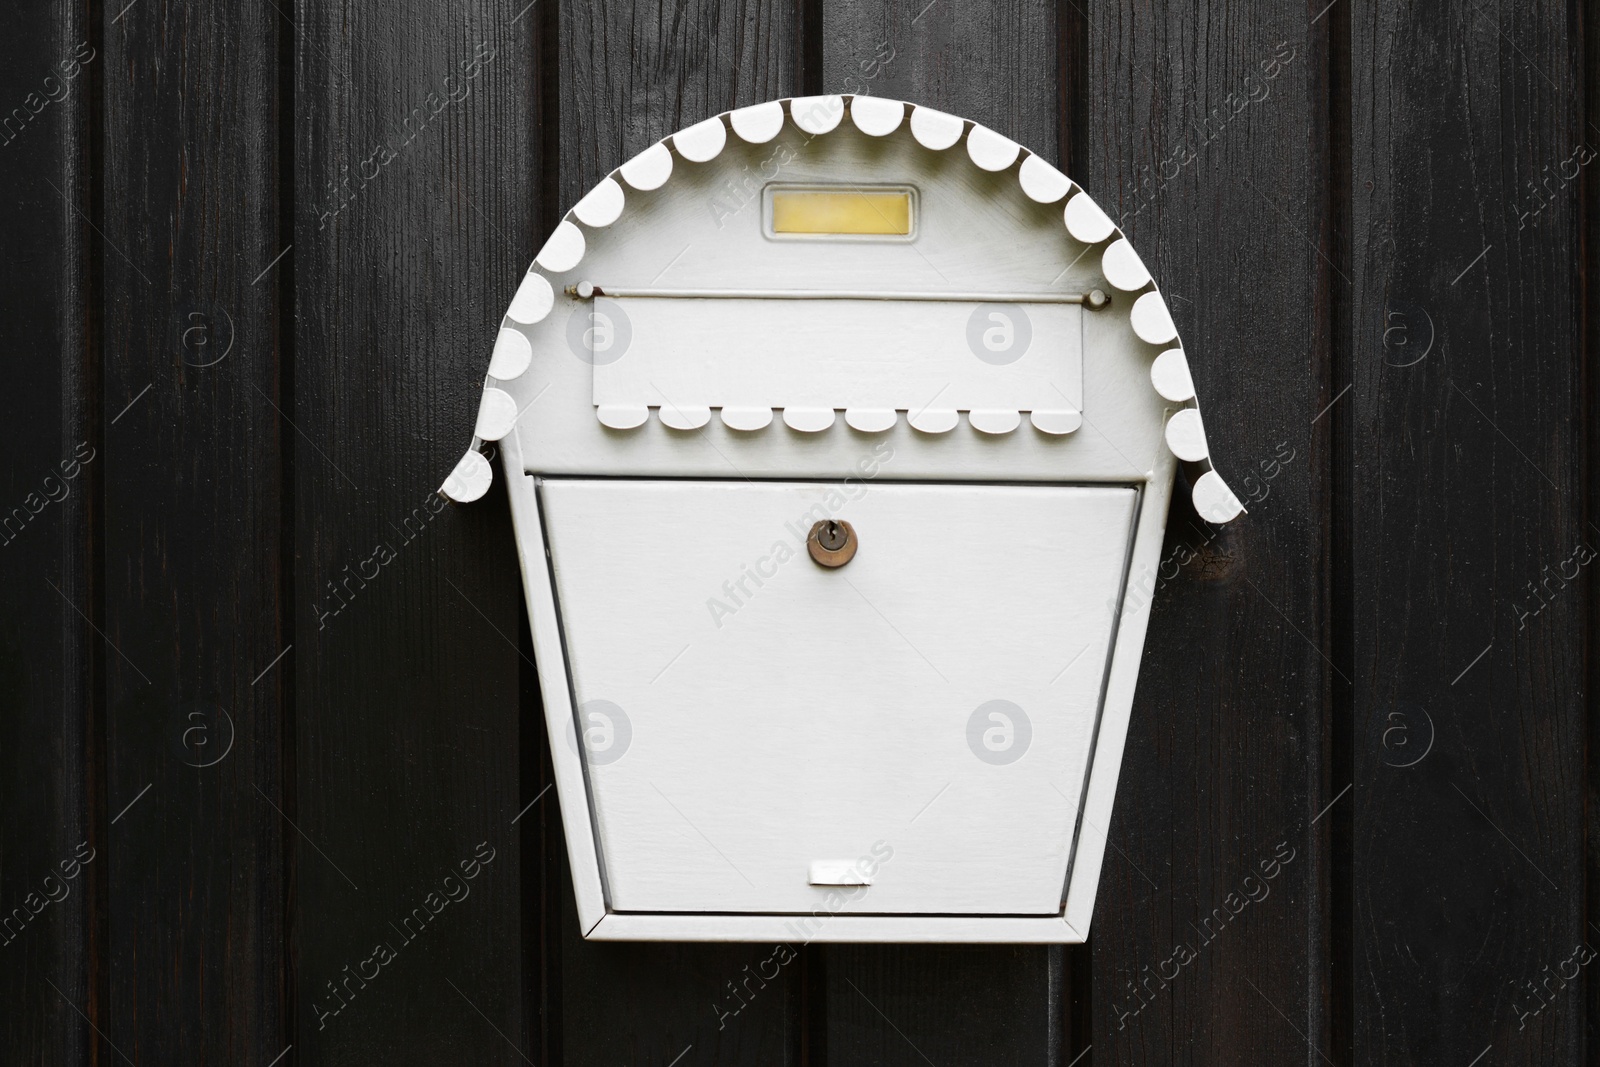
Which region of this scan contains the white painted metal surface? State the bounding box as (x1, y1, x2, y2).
(443, 95, 1243, 942)
(541, 478, 1135, 916)
(730, 100, 785, 143)
(1018, 155, 1072, 203)
(590, 297, 1082, 420)
(966, 125, 1022, 171)
(1150, 348, 1196, 402)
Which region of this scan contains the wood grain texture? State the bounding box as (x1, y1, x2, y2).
(1082, 2, 1333, 1064)
(558, 0, 801, 207)
(8, 2, 1599, 1063)
(823, 0, 1058, 159)
(826, 945, 1062, 1065)
(1350, 2, 1585, 1063)
(1588, 2, 1600, 1060)
(290, 1, 535, 1061)
(819, 3, 1066, 1064)
(553, 3, 802, 1063)
(99, 0, 287, 1060)
(558, 846, 801, 1066)
(0, 1, 94, 1063)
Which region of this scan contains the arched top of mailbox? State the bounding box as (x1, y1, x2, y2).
(441, 96, 1242, 524)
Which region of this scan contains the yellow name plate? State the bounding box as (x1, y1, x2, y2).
(769, 187, 914, 236)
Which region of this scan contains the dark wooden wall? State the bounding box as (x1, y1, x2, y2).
(0, 0, 1591, 1063)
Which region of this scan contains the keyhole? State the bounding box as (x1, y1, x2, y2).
(807, 519, 857, 567)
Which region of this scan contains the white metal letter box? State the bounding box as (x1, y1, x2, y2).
(441, 97, 1241, 942)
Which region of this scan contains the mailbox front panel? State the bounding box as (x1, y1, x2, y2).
(539, 477, 1138, 916)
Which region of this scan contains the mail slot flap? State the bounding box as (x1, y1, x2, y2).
(589, 295, 1083, 416)
(539, 477, 1138, 916)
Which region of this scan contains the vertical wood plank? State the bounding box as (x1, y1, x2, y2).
(0, 1, 94, 1062)
(290, 1, 536, 1062)
(1083, 2, 1333, 1063)
(1588, 2, 1600, 1059)
(558, 0, 800, 204)
(819, 4, 1065, 1064)
(558, 843, 801, 1065)
(822, 0, 1058, 158)
(553, 3, 801, 1063)
(1350, 2, 1584, 1063)
(99, 1, 288, 1061)
(827, 945, 1062, 1066)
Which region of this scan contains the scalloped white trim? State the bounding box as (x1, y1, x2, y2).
(439, 449, 492, 503)
(673, 117, 727, 162)
(1193, 470, 1244, 523)
(619, 143, 674, 191)
(597, 405, 649, 430)
(585, 408, 1097, 438)
(1030, 410, 1081, 435)
(488, 328, 532, 380)
(506, 270, 554, 325)
(782, 407, 836, 432)
(909, 106, 964, 150)
(475, 387, 519, 441)
(574, 177, 625, 228)
(721, 407, 774, 431)
(730, 101, 785, 143)
(1150, 349, 1195, 402)
(1102, 239, 1151, 291)
(845, 408, 898, 432)
(967, 126, 1021, 171)
(791, 96, 845, 135)
(460, 97, 1244, 526)
(1163, 408, 1209, 462)
(1131, 292, 1178, 345)
(1019, 155, 1072, 203)
(969, 409, 1022, 434)
(1064, 193, 1115, 244)
(658, 405, 711, 430)
(849, 96, 905, 136)
(908, 408, 959, 433)
(536, 221, 585, 273)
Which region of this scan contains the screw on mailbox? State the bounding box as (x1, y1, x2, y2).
(807, 519, 858, 567)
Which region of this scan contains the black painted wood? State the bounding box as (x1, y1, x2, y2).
(822, 0, 1058, 159)
(6, 3, 1598, 1064)
(557, 0, 803, 205)
(1350, 2, 1586, 1063)
(1083, 2, 1334, 1063)
(817, 3, 1068, 1065)
(1587, 2, 1600, 1060)
(289, 2, 537, 1062)
(558, 844, 802, 1065)
(99, 0, 288, 1061)
(552, 4, 803, 1063)
(827, 944, 1063, 1066)
(0, 2, 94, 1063)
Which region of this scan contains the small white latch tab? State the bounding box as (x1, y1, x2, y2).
(808, 860, 872, 887)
